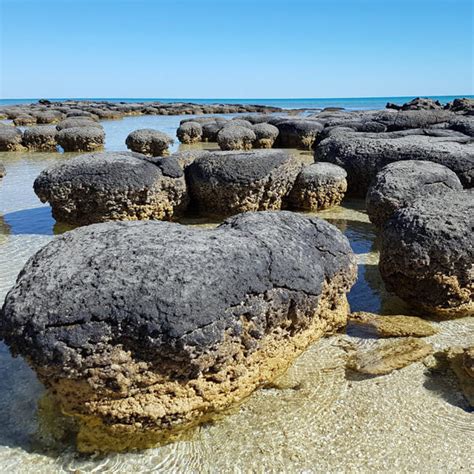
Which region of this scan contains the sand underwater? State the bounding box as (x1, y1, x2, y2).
(0, 113, 472, 472)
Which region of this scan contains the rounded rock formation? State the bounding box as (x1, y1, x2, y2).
(125, 129, 174, 156)
(22, 126, 58, 151)
(0, 126, 25, 151)
(272, 119, 324, 149)
(366, 160, 463, 228)
(252, 123, 279, 148)
(186, 149, 301, 216)
(56, 117, 103, 131)
(288, 162, 347, 211)
(379, 191, 474, 316)
(0, 211, 356, 452)
(217, 125, 256, 150)
(176, 121, 203, 144)
(57, 126, 105, 152)
(34, 151, 189, 225)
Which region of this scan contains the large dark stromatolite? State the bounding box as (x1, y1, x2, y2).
(0, 211, 357, 452)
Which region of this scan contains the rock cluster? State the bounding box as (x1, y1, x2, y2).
(0, 211, 357, 452)
(34, 152, 188, 225)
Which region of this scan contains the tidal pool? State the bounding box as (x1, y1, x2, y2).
(0, 115, 472, 472)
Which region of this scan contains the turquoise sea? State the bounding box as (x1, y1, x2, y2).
(1, 95, 472, 110)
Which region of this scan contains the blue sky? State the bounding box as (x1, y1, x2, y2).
(0, 0, 472, 98)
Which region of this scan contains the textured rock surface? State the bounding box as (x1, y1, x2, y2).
(273, 119, 323, 149)
(315, 131, 474, 195)
(176, 121, 203, 144)
(443, 347, 474, 407)
(0, 126, 25, 151)
(13, 114, 37, 126)
(252, 123, 279, 148)
(57, 126, 105, 152)
(186, 150, 301, 216)
(288, 162, 347, 211)
(0, 211, 357, 452)
(56, 117, 102, 130)
(347, 338, 433, 375)
(22, 125, 58, 151)
(217, 125, 256, 150)
(349, 312, 438, 337)
(34, 151, 188, 225)
(379, 192, 474, 316)
(366, 160, 463, 228)
(125, 129, 174, 156)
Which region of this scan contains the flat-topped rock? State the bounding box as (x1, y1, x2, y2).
(315, 131, 474, 196)
(34, 151, 188, 225)
(125, 129, 174, 156)
(56, 117, 102, 130)
(0, 211, 356, 452)
(186, 149, 301, 216)
(379, 191, 474, 316)
(252, 123, 279, 148)
(217, 125, 256, 150)
(57, 126, 105, 152)
(288, 162, 347, 211)
(0, 126, 25, 151)
(366, 160, 463, 228)
(271, 118, 324, 149)
(22, 125, 58, 151)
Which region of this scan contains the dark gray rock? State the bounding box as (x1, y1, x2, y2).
(125, 129, 174, 156)
(56, 117, 103, 131)
(288, 162, 347, 211)
(252, 123, 279, 148)
(0, 126, 24, 151)
(446, 98, 474, 115)
(449, 117, 474, 137)
(229, 118, 253, 128)
(57, 126, 105, 152)
(22, 126, 58, 151)
(176, 121, 203, 144)
(399, 97, 443, 111)
(273, 119, 324, 149)
(366, 160, 463, 228)
(33, 110, 65, 124)
(315, 131, 474, 196)
(217, 125, 256, 150)
(0, 210, 356, 450)
(202, 122, 224, 141)
(379, 191, 474, 316)
(186, 149, 301, 216)
(34, 151, 188, 224)
(374, 109, 455, 131)
(13, 114, 37, 126)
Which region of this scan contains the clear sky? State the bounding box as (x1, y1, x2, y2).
(0, 0, 472, 99)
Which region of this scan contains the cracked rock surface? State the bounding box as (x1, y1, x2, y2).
(34, 151, 188, 225)
(186, 149, 301, 217)
(0, 211, 356, 452)
(379, 191, 474, 316)
(366, 160, 463, 228)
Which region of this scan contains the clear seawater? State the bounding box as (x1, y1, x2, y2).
(0, 113, 472, 472)
(1, 95, 473, 110)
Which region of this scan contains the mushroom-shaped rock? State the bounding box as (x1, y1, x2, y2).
(57, 126, 105, 152)
(273, 119, 323, 149)
(22, 126, 58, 151)
(252, 123, 279, 148)
(186, 150, 301, 216)
(125, 129, 174, 156)
(0, 126, 24, 151)
(0, 211, 356, 452)
(217, 125, 256, 150)
(315, 132, 474, 196)
(56, 117, 103, 131)
(13, 114, 37, 126)
(366, 160, 463, 228)
(176, 121, 203, 144)
(34, 151, 188, 225)
(288, 163, 347, 211)
(379, 191, 474, 317)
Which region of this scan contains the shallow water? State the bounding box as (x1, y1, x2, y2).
(0, 115, 472, 472)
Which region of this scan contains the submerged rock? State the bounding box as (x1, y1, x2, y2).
(217, 125, 256, 150)
(125, 129, 174, 156)
(287, 162, 347, 211)
(366, 160, 463, 228)
(379, 192, 474, 317)
(34, 151, 188, 225)
(349, 312, 438, 337)
(0, 126, 25, 151)
(347, 338, 433, 375)
(0, 211, 357, 452)
(57, 126, 105, 152)
(22, 126, 58, 151)
(186, 149, 301, 216)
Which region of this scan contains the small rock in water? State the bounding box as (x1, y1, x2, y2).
(349, 312, 438, 337)
(347, 338, 433, 375)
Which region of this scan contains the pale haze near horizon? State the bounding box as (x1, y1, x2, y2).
(0, 0, 472, 99)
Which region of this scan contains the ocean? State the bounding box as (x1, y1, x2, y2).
(1, 95, 472, 110)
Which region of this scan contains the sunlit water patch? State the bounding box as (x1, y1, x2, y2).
(0, 116, 472, 472)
